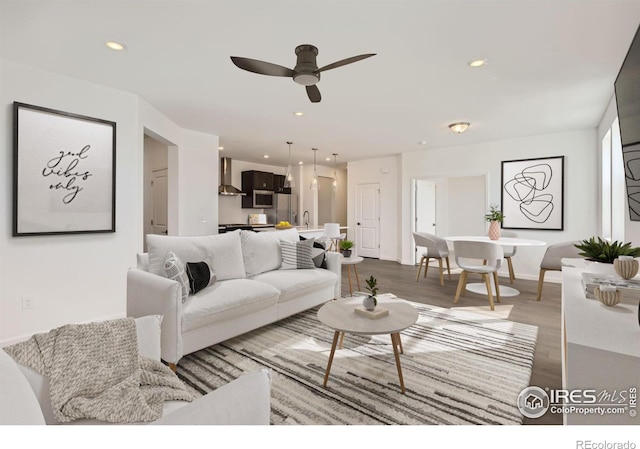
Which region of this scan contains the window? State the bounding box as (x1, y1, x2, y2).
(601, 117, 625, 241)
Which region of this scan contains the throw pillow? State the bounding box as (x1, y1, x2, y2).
(300, 236, 328, 268)
(185, 259, 217, 294)
(280, 239, 315, 270)
(164, 251, 189, 303)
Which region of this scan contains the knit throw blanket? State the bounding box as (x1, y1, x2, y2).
(4, 318, 193, 423)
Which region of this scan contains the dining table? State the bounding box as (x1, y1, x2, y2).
(444, 235, 547, 297)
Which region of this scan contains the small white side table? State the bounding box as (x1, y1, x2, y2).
(341, 255, 364, 296)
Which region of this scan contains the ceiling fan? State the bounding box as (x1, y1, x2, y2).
(230, 44, 375, 103)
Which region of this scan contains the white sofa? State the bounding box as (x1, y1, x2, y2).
(127, 228, 341, 367)
(0, 315, 271, 425)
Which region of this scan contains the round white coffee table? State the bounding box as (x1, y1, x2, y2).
(317, 295, 418, 394)
(340, 255, 364, 296)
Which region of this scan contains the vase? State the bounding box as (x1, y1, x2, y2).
(613, 258, 639, 280)
(362, 295, 377, 311)
(488, 221, 501, 240)
(594, 287, 622, 306)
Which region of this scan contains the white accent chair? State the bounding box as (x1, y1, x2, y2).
(412, 232, 451, 286)
(453, 240, 504, 310)
(500, 230, 518, 284)
(536, 241, 583, 301)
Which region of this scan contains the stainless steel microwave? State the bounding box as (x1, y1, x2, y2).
(252, 190, 274, 208)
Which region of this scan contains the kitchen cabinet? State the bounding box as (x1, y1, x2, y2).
(242, 170, 274, 192)
(274, 174, 292, 194)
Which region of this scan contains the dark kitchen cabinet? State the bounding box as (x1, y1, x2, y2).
(273, 174, 292, 194)
(242, 170, 274, 191)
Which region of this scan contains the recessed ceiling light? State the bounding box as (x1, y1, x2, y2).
(263, 155, 269, 159)
(105, 41, 125, 51)
(294, 111, 304, 116)
(218, 146, 224, 150)
(468, 58, 487, 68)
(449, 122, 470, 133)
(298, 161, 304, 165)
(418, 141, 427, 145)
(325, 157, 331, 161)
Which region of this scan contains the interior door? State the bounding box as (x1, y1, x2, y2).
(151, 169, 168, 235)
(414, 179, 436, 263)
(356, 183, 380, 258)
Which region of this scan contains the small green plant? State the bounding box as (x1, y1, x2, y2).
(484, 204, 505, 222)
(365, 275, 378, 305)
(574, 237, 640, 263)
(340, 239, 354, 250)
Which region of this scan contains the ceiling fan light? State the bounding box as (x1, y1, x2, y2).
(293, 72, 320, 86)
(449, 122, 470, 134)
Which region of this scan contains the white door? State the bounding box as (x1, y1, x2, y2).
(414, 179, 436, 263)
(151, 169, 168, 235)
(356, 183, 380, 258)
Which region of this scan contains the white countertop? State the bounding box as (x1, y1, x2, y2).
(297, 225, 347, 234)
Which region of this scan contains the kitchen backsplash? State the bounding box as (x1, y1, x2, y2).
(218, 195, 264, 224)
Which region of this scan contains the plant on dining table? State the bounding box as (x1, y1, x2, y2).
(484, 204, 505, 223)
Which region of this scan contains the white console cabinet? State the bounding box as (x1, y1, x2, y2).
(562, 264, 640, 425)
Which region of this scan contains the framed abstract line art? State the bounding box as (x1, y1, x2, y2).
(13, 102, 116, 236)
(500, 156, 564, 231)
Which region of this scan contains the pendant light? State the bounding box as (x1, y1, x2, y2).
(332, 153, 338, 192)
(310, 148, 318, 191)
(284, 141, 295, 188)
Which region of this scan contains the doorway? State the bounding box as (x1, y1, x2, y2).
(143, 135, 169, 250)
(412, 174, 487, 263)
(356, 183, 380, 258)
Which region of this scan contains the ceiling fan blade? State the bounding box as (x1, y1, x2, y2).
(230, 56, 294, 77)
(306, 85, 321, 103)
(315, 53, 376, 73)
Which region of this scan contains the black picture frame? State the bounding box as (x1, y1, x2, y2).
(13, 102, 116, 236)
(500, 156, 564, 231)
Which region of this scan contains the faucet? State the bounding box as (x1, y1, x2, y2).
(303, 210, 310, 228)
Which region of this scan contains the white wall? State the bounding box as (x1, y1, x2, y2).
(399, 130, 599, 280)
(0, 59, 140, 343)
(347, 155, 400, 261)
(0, 59, 221, 345)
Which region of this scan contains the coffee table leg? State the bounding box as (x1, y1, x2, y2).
(323, 331, 341, 387)
(391, 333, 406, 394)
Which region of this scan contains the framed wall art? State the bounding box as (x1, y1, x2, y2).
(13, 102, 116, 236)
(500, 155, 564, 231)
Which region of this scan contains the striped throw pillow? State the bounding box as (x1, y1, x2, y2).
(280, 239, 315, 270)
(164, 251, 190, 303)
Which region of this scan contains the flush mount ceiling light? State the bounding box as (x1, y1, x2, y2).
(449, 122, 470, 134)
(468, 58, 487, 68)
(263, 154, 269, 159)
(294, 111, 304, 116)
(105, 41, 125, 51)
(310, 148, 318, 191)
(284, 141, 295, 189)
(218, 146, 224, 150)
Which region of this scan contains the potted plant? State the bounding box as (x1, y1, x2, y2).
(363, 275, 378, 311)
(340, 239, 354, 257)
(574, 237, 640, 264)
(484, 204, 505, 240)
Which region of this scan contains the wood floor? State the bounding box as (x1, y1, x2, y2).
(340, 257, 562, 425)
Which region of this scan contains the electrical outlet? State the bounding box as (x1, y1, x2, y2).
(22, 296, 34, 310)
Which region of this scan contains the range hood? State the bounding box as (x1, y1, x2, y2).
(218, 157, 245, 196)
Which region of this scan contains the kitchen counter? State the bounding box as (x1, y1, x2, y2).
(252, 225, 347, 235)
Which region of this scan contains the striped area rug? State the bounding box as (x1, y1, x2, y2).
(176, 299, 538, 425)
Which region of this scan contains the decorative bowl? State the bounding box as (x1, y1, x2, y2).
(594, 286, 622, 306)
(613, 258, 639, 280)
(274, 224, 293, 230)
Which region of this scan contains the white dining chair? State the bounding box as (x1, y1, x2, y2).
(453, 240, 504, 311)
(412, 232, 451, 286)
(500, 230, 518, 284)
(536, 241, 583, 301)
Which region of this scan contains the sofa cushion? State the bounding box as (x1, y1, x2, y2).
(280, 239, 315, 270)
(147, 231, 245, 281)
(182, 279, 280, 332)
(241, 228, 299, 277)
(164, 251, 190, 303)
(0, 349, 46, 424)
(251, 268, 338, 303)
